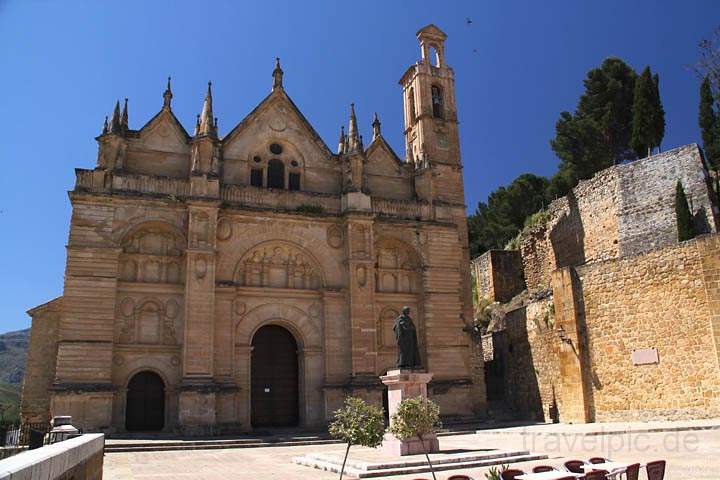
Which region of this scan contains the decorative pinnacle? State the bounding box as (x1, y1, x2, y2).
(121, 98, 129, 131)
(198, 81, 216, 136)
(272, 57, 284, 91)
(109, 100, 122, 134)
(163, 76, 173, 109)
(372, 112, 381, 140)
(102, 116, 108, 135)
(337, 125, 346, 154)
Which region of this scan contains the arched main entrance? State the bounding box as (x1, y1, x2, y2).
(125, 371, 165, 432)
(251, 325, 299, 427)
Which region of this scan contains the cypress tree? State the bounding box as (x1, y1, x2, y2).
(699, 76, 720, 169)
(650, 73, 665, 153)
(631, 66, 655, 158)
(675, 180, 696, 242)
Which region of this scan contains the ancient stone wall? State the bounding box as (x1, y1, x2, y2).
(521, 144, 717, 290)
(499, 300, 559, 421)
(471, 250, 525, 303)
(571, 235, 720, 421)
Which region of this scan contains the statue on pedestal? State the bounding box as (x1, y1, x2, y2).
(394, 306, 422, 369)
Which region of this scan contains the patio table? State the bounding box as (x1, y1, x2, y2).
(581, 461, 644, 479)
(516, 471, 584, 480)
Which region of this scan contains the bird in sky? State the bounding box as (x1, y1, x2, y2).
(466, 17, 473, 25)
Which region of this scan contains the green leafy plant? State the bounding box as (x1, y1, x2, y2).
(485, 464, 510, 480)
(388, 396, 442, 480)
(296, 204, 324, 215)
(328, 397, 385, 480)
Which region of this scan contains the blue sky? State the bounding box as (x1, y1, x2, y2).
(0, 0, 718, 332)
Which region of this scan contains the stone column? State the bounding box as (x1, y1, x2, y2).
(180, 201, 219, 434)
(381, 369, 439, 456)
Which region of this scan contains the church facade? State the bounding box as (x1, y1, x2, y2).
(21, 25, 484, 434)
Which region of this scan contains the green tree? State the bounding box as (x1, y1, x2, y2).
(467, 173, 550, 256)
(388, 396, 442, 480)
(551, 58, 637, 182)
(632, 67, 657, 157)
(328, 397, 386, 480)
(700, 76, 720, 167)
(650, 73, 666, 152)
(675, 181, 696, 242)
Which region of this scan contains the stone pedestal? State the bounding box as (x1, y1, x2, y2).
(380, 369, 439, 456)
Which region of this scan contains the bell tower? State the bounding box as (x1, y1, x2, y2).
(400, 24, 460, 174)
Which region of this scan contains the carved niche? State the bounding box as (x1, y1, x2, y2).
(375, 239, 421, 294)
(119, 224, 185, 284)
(234, 242, 322, 290)
(377, 308, 399, 350)
(118, 298, 180, 346)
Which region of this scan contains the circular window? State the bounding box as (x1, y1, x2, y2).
(290, 160, 299, 167)
(269, 143, 283, 155)
(253, 156, 261, 163)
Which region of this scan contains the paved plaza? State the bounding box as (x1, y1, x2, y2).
(104, 421, 720, 479)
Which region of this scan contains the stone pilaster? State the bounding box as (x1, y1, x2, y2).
(180, 200, 219, 432)
(345, 214, 376, 376)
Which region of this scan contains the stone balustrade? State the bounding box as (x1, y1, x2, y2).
(0, 433, 104, 480)
(75, 170, 433, 220)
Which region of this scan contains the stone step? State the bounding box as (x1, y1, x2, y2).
(293, 452, 549, 478)
(105, 437, 342, 453)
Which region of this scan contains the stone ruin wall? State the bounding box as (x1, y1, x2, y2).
(471, 250, 525, 303)
(571, 235, 720, 421)
(520, 144, 717, 291)
(501, 299, 560, 421)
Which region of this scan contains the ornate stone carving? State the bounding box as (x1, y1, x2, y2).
(234, 300, 246, 316)
(351, 224, 368, 256)
(195, 258, 208, 280)
(171, 355, 180, 366)
(113, 355, 124, 366)
(117, 299, 178, 346)
(120, 297, 135, 318)
(166, 299, 179, 319)
(191, 212, 210, 248)
(119, 224, 185, 284)
(327, 225, 344, 249)
(308, 303, 322, 319)
(356, 265, 367, 287)
(376, 239, 420, 294)
(234, 241, 322, 290)
(217, 217, 232, 241)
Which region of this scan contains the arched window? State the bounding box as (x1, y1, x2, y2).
(431, 85, 444, 119)
(408, 87, 416, 123)
(267, 159, 285, 189)
(428, 46, 440, 67)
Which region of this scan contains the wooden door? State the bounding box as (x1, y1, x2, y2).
(126, 371, 165, 432)
(251, 325, 299, 427)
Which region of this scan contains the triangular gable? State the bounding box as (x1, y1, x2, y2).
(222, 88, 333, 157)
(134, 109, 191, 152)
(366, 135, 406, 174)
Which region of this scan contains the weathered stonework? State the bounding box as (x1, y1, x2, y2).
(22, 25, 485, 433)
(471, 250, 524, 303)
(521, 145, 718, 290)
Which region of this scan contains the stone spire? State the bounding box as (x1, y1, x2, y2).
(346, 103, 362, 153)
(102, 116, 108, 135)
(163, 76, 173, 109)
(272, 57, 284, 91)
(109, 100, 122, 134)
(372, 112, 381, 140)
(121, 98, 129, 132)
(337, 126, 346, 154)
(197, 82, 217, 136)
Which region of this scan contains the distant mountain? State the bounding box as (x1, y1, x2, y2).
(0, 329, 29, 424)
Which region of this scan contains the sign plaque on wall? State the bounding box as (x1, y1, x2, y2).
(631, 348, 659, 366)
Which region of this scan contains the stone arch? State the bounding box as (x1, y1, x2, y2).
(233, 240, 326, 290)
(375, 237, 422, 294)
(235, 303, 322, 350)
(117, 219, 187, 248)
